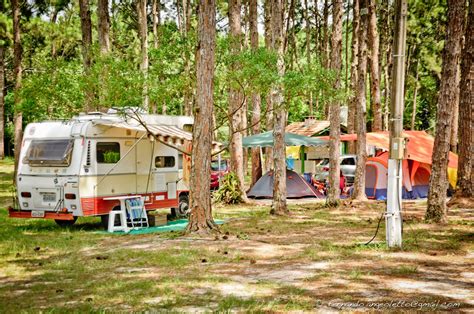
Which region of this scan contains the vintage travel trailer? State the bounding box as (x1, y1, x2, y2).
(9, 109, 200, 226)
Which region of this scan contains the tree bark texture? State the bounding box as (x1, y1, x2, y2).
(228, 0, 248, 201)
(381, 0, 393, 131)
(327, 0, 343, 205)
(322, 0, 330, 117)
(0, 46, 5, 159)
(182, 0, 193, 116)
(450, 65, 460, 153)
(186, 0, 218, 234)
(249, 0, 262, 186)
(79, 0, 94, 111)
(152, 0, 160, 49)
(411, 61, 419, 130)
(137, 0, 149, 111)
(12, 0, 22, 177)
(270, 0, 288, 215)
(264, 0, 273, 173)
(426, 0, 465, 223)
(453, 0, 473, 199)
(98, 0, 110, 54)
(348, 0, 359, 153)
(352, 0, 369, 201)
(368, 0, 382, 131)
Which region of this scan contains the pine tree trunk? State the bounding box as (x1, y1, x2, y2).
(186, 0, 218, 234)
(322, 0, 330, 117)
(451, 0, 473, 201)
(383, 43, 392, 131)
(450, 66, 460, 153)
(50, 9, 58, 59)
(345, 0, 351, 92)
(411, 61, 419, 130)
(348, 0, 359, 152)
(12, 0, 22, 179)
(426, 0, 465, 223)
(98, 0, 110, 54)
(368, 0, 382, 131)
(182, 0, 193, 116)
(327, 0, 343, 205)
(79, 0, 94, 111)
(98, 0, 110, 111)
(137, 0, 149, 112)
(380, 0, 392, 131)
(152, 0, 160, 49)
(249, 0, 262, 186)
(0, 43, 4, 159)
(270, 0, 288, 215)
(228, 0, 248, 202)
(322, 0, 330, 68)
(304, 0, 313, 114)
(352, 0, 368, 201)
(264, 0, 273, 173)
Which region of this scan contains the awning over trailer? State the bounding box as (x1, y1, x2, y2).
(92, 120, 222, 151)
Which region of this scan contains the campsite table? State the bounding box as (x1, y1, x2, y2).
(104, 195, 148, 232)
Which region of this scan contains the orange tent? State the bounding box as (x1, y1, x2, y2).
(321, 131, 458, 188)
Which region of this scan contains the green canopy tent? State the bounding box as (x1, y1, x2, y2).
(242, 131, 328, 174)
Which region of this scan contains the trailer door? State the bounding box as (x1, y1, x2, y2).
(136, 138, 154, 195)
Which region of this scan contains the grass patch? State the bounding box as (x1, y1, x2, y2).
(389, 265, 419, 276)
(0, 159, 473, 311)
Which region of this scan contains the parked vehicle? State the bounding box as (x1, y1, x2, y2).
(10, 110, 194, 226)
(210, 160, 229, 189)
(314, 154, 357, 184)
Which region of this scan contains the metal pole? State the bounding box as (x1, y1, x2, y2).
(300, 146, 305, 174)
(386, 0, 407, 248)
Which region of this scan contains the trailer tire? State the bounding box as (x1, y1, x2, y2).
(55, 217, 77, 227)
(175, 194, 190, 218)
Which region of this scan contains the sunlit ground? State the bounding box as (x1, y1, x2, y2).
(0, 159, 472, 312)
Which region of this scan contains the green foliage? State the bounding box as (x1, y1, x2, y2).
(213, 172, 244, 205)
(21, 59, 84, 122)
(103, 151, 120, 164)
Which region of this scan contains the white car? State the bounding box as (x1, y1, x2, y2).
(314, 154, 357, 184)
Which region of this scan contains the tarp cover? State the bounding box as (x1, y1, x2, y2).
(247, 169, 323, 199)
(242, 131, 327, 148)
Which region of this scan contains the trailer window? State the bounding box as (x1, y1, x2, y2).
(25, 139, 74, 167)
(155, 156, 175, 168)
(97, 142, 121, 164)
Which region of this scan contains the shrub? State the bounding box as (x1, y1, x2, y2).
(213, 172, 244, 204)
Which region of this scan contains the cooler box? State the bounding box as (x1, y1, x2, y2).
(147, 212, 168, 227)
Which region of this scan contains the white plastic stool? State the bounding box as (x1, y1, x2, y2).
(107, 208, 129, 233)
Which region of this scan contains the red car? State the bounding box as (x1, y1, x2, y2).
(211, 160, 229, 189)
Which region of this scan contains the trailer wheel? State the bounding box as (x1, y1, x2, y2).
(175, 194, 190, 218)
(55, 217, 77, 227)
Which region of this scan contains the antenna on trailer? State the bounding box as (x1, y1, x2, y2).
(386, 0, 407, 248)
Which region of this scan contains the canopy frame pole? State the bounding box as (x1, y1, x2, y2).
(300, 146, 305, 174)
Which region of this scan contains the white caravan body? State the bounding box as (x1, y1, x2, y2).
(12, 112, 193, 221)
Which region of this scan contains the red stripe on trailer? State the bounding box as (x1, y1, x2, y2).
(8, 208, 75, 220)
(80, 192, 181, 216)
